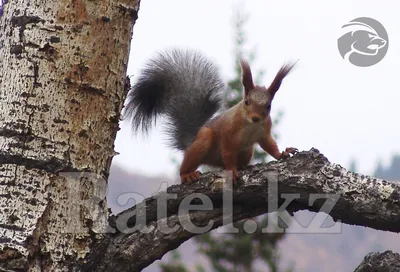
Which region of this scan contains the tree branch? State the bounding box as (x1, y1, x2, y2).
(354, 251, 400, 272)
(82, 148, 400, 271)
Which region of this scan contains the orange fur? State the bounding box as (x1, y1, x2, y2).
(180, 127, 214, 184)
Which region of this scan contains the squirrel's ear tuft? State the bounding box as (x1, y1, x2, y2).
(240, 60, 254, 97)
(268, 61, 297, 98)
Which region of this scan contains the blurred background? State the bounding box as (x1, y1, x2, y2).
(108, 0, 400, 271)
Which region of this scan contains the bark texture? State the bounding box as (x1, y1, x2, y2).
(83, 149, 400, 271)
(354, 251, 400, 272)
(0, 0, 140, 270)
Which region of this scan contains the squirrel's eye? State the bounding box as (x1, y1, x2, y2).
(244, 99, 249, 106)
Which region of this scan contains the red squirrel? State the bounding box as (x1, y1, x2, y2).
(125, 48, 297, 185)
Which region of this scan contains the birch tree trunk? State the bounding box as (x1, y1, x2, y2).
(0, 0, 140, 270)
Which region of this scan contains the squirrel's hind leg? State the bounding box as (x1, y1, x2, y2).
(180, 127, 213, 184)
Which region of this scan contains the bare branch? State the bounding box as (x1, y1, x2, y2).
(81, 148, 400, 271)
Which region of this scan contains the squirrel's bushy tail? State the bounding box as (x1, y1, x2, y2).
(124, 48, 225, 150)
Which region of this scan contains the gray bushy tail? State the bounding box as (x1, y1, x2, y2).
(124, 48, 225, 150)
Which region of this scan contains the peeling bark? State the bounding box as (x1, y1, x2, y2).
(83, 149, 400, 271)
(0, 0, 140, 270)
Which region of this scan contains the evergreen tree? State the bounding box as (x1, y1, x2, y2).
(374, 155, 400, 180)
(348, 158, 358, 172)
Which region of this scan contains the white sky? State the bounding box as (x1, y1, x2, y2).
(113, 0, 400, 180)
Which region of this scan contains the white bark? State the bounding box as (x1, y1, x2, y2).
(0, 0, 140, 270)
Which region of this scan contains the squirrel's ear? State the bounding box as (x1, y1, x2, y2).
(240, 60, 254, 96)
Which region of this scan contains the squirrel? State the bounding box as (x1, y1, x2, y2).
(124, 48, 298, 185)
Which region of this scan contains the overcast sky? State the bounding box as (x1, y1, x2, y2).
(112, 0, 400, 181)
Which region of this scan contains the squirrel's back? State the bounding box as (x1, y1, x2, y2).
(124, 48, 226, 150)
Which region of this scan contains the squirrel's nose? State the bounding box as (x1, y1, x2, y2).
(252, 116, 260, 123)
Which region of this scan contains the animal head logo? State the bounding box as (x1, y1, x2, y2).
(338, 17, 388, 67)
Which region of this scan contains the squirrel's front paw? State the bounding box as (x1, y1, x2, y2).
(280, 147, 298, 159)
(180, 171, 202, 184)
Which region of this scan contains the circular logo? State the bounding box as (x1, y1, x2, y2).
(338, 17, 388, 67)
